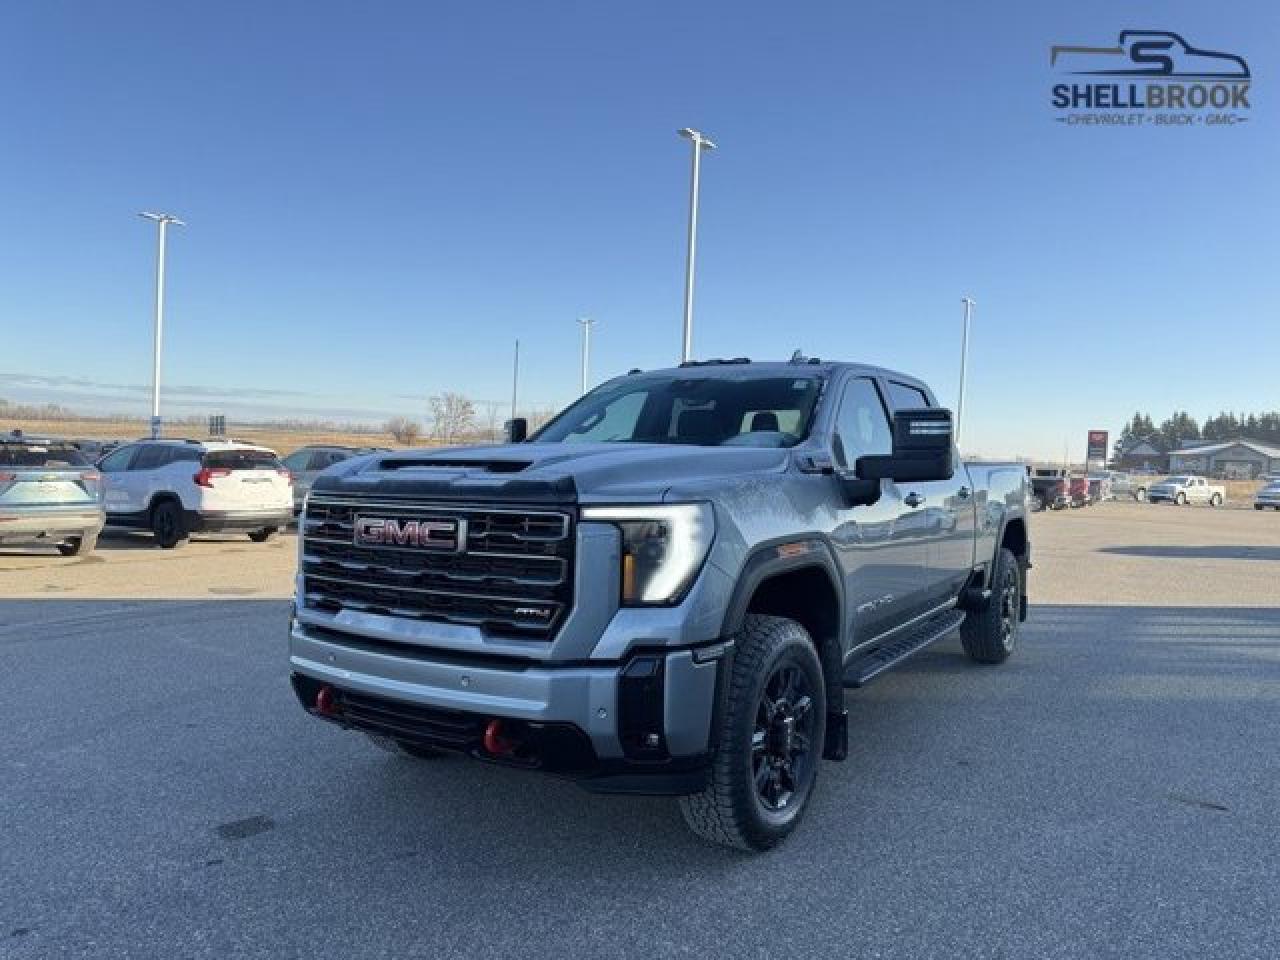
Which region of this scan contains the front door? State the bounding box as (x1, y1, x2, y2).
(828, 376, 934, 645)
(882, 380, 976, 606)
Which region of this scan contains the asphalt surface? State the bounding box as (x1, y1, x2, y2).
(3, 506, 1279, 959)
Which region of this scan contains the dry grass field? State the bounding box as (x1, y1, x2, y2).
(0, 416, 455, 455)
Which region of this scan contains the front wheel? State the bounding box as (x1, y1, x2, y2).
(679, 615, 826, 852)
(960, 547, 1022, 664)
(248, 527, 277, 543)
(1209, 494, 1223, 508)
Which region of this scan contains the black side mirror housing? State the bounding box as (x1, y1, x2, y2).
(504, 418, 528, 443)
(858, 407, 954, 484)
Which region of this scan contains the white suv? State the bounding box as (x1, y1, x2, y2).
(98, 440, 293, 548)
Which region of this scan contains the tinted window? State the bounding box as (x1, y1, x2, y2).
(203, 449, 283, 470)
(312, 450, 350, 469)
(131, 445, 173, 470)
(535, 375, 822, 448)
(833, 378, 892, 467)
(886, 381, 930, 409)
(0, 443, 89, 467)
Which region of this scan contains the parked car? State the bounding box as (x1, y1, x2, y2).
(1030, 468, 1070, 511)
(281, 445, 387, 515)
(0, 432, 105, 555)
(1086, 475, 1110, 503)
(1105, 471, 1149, 501)
(1254, 482, 1280, 511)
(98, 439, 293, 547)
(1147, 475, 1225, 507)
(290, 357, 1031, 851)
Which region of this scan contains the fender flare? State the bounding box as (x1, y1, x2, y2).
(720, 535, 845, 640)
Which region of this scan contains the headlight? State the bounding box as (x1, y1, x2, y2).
(582, 503, 715, 606)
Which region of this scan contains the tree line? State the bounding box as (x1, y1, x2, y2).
(1115, 409, 1280, 456)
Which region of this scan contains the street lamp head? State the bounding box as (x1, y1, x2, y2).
(961, 296, 976, 306)
(139, 211, 185, 226)
(677, 127, 717, 150)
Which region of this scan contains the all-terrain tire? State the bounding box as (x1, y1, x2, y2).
(57, 533, 97, 557)
(679, 614, 826, 852)
(960, 547, 1022, 665)
(151, 500, 186, 549)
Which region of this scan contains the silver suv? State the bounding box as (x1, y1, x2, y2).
(0, 433, 105, 555)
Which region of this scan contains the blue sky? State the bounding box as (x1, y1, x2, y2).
(2, 1, 1276, 459)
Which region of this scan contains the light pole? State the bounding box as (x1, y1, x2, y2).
(957, 296, 975, 450)
(139, 211, 184, 438)
(578, 316, 595, 395)
(511, 339, 520, 422)
(677, 127, 716, 364)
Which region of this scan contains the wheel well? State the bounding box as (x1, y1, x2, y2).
(1001, 517, 1028, 562)
(744, 566, 842, 704)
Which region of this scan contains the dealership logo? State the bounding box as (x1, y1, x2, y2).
(354, 515, 466, 551)
(1050, 30, 1251, 126)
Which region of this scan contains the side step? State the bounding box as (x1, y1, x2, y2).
(843, 610, 967, 688)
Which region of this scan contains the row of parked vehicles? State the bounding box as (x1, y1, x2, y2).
(1027, 464, 1280, 511)
(0, 430, 384, 555)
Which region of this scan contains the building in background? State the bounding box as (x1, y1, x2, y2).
(1112, 436, 1169, 473)
(1167, 440, 1280, 479)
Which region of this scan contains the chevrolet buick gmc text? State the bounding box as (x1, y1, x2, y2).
(288, 358, 1030, 850)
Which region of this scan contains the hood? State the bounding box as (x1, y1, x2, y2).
(311, 442, 792, 503)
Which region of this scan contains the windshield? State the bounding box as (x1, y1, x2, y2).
(533, 374, 823, 447)
(1165, 476, 1190, 485)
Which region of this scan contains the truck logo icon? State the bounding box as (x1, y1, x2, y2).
(353, 515, 465, 551)
(1051, 30, 1249, 79)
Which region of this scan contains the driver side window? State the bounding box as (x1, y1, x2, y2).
(833, 378, 892, 468)
(98, 445, 137, 473)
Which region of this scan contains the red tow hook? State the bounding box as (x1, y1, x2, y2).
(315, 684, 339, 717)
(483, 718, 516, 757)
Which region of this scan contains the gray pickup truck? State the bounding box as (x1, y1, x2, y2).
(289, 358, 1030, 850)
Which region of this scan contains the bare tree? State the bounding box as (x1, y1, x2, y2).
(384, 416, 422, 446)
(428, 392, 477, 444)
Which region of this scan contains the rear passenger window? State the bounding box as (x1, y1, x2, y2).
(130, 446, 171, 470)
(886, 381, 930, 410)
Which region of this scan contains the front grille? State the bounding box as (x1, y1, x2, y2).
(301, 498, 575, 638)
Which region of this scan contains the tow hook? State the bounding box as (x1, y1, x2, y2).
(483, 719, 517, 757)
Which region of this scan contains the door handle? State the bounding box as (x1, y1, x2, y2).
(904, 492, 925, 508)
(957, 486, 971, 499)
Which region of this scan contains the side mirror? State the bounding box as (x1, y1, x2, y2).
(504, 418, 528, 443)
(857, 407, 954, 484)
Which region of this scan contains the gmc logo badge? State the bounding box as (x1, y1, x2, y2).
(354, 515, 465, 551)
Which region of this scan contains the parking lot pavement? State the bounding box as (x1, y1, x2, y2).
(3, 504, 1279, 959)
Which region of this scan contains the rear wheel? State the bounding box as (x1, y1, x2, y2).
(248, 527, 276, 543)
(1209, 493, 1223, 508)
(960, 547, 1022, 665)
(150, 500, 186, 548)
(57, 533, 97, 557)
(679, 614, 825, 852)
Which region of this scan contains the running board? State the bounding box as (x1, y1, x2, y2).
(843, 610, 967, 688)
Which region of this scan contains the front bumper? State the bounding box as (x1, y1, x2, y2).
(289, 618, 725, 795)
(0, 507, 105, 545)
(188, 508, 293, 532)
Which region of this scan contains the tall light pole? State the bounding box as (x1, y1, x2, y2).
(511, 339, 520, 422)
(139, 212, 184, 438)
(578, 316, 595, 396)
(677, 127, 716, 364)
(957, 296, 975, 450)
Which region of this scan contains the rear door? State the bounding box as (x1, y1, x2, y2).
(198, 448, 291, 512)
(0, 443, 100, 511)
(882, 379, 976, 607)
